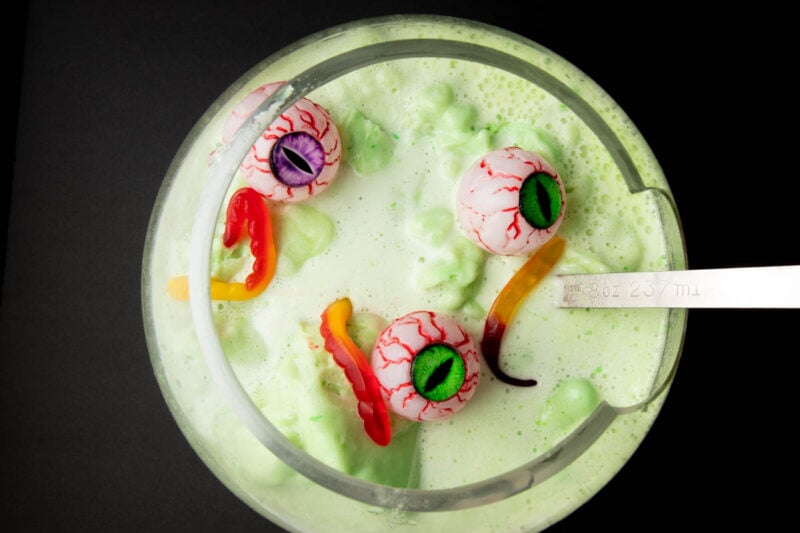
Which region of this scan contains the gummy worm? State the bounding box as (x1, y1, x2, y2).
(320, 297, 392, 446)
(481, 235, 566, 386)
(167, 187, 276, 301)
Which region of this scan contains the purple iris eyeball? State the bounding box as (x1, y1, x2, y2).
(270, 131, 326, 187)
(223, 81, 342, 203)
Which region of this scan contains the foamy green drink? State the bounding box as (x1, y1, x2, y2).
(143, 15, 686, 532)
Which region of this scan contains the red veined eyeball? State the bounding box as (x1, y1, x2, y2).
(223, 81, 342, 203)
(456, 147, 566, 255)
(371, 310, 480, 421)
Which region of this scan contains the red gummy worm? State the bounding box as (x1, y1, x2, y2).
(223, 187, 275, 292)
(320, 297, 391, 446)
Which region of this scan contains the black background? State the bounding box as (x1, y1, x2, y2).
(5, 1, 799, 531)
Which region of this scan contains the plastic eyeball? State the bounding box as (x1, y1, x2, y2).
(371, 310, 480, 421)
(456, 147, 565, 255)
(222, 81, 342, 203)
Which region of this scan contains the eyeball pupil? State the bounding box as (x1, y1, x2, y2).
(424, 358, 453, 394)
(536, 179, 552, 223)
(411, 344, 466, 402)
(282, 146, 314, 175)
(519, 172, 562, 229)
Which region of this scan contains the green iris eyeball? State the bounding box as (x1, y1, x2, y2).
(518, 172, 563, 230)
(411, 344, 466, 402)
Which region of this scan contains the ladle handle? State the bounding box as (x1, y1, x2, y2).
(557, 265, 800, 308)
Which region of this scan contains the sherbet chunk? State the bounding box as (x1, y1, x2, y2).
(248, 323, 419, 488)
(436, 126, 492, 178)
(558, 246, 612, 274)
(213, 311, 269, 366)
(407, 207, 486, 311)
(346, 311, 389, 358)
(211, 411, 296, 487)
(537, 378, 601, 428)
(415, 237, 485, 311)
(210, 233, 249, 281)
(439, 128, 492, 160)
(493, 122, 564, 166)
(412, 82, 492, 176)
(277, 204, 334, 274)
(441, 102, 478, 132)
(416, 82, 453, 126)
(342, 110, 395, 174)
(407, 207, 453, 247)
